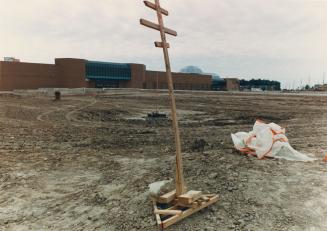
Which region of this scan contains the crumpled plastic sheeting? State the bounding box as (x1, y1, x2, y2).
(231, 120, 315, 162)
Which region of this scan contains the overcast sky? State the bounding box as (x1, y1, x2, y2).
(1, 0, 327, 88)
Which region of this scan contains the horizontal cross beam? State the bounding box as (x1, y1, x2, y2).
(144, 1, 169, 16)
(155, 41, 170, 48)
(140, 18, 177, 37)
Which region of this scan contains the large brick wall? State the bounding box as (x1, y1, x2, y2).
(145, 71, 212, 90)
(225, 78, 240, 91)
(0, 59, 214, 91)
(119, 64, 146, 89)
(0, 59, 90, 91)
(0, 61, 57, 91)
(55, 58, 89, 88)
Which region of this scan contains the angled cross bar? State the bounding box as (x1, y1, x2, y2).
(140, 19, 177, 37)
(144, 0, 169, 16)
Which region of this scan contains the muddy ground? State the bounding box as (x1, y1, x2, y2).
(0, 89, 326, 231)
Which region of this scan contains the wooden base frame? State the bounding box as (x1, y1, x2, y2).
(153, 192, 218, 230)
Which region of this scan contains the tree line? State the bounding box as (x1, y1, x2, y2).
(240, 79, 281, 91)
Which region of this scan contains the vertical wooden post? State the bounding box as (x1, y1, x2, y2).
(141, 0, 186, 196)
(154, 0, 185, 196)
(141, 3, 219, 229)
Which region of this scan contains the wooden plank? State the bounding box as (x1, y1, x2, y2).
(162, 195, 219, 229)
(200, 195, 210, 202)
(155, 41, 170, 48)
(140, 18, 158, 30)
(157, 190, 176, 204)
(153, 0, 184, 196)
(140, 19, 177, 36)
(154, 209, 182, 216)
(159, 205, 180, 219)
(203, 194, 217, 198)
(153, 201, 163, 229)
(160, 205, 179, 220)
(177, 190, 202, 205)
(144, 1, 169, 16)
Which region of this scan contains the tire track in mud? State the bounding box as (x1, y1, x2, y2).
(63, 97, 130, 128)
(37, 106, 70, 122)
(36, 98, 97, 125)
(64, 98, 98, 127)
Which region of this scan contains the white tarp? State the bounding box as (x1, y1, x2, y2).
(231, 120, 315, 162)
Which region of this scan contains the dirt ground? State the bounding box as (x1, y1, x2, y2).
(0, 89, 327, 231)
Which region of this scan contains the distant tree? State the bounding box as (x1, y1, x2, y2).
(305, 84, 310, 90)
(240, 79, 281, 91)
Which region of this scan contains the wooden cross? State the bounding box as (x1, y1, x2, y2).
(140, 1, 218, 229)
(140, 0, 186, 197)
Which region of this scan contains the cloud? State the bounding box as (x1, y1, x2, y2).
(0, 0, 326, 88)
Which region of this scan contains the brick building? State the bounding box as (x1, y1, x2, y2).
(145, 71, 211, 90)
(225, 78, 240, 91)
(0, 58, 213, 91)
(211, 78, 240, 91)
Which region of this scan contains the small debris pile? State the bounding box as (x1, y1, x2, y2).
(191, 139, 207, 152)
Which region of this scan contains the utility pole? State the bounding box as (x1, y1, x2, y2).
(140, 1, 218, 229)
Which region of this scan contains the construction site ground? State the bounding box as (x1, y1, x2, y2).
(0, 89, 327, 231)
